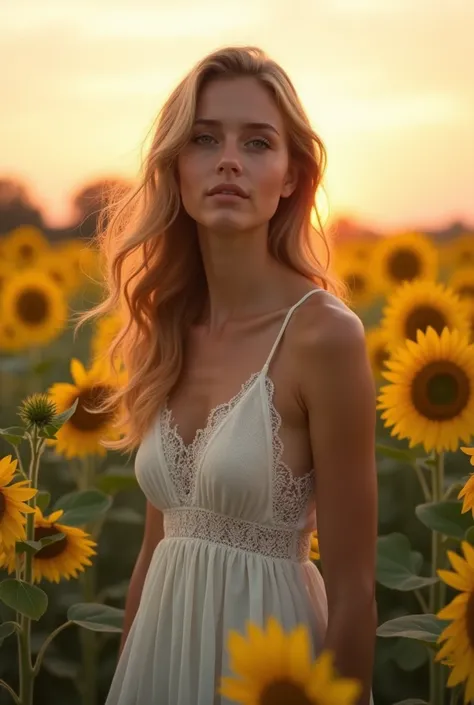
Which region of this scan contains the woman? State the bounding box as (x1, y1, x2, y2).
(95, 45, 378, 705)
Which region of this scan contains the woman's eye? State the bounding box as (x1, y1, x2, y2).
(248, 138, 271, 149)
(193, 134, 215, 145)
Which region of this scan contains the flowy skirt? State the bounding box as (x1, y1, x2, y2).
(105, 537, 329, 705)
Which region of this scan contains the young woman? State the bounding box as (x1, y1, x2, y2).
(96, 45, 378, 705)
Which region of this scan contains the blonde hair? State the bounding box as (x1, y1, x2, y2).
(79, 45, 344, 452)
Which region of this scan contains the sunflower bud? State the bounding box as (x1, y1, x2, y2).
(18, 394, 57, 429)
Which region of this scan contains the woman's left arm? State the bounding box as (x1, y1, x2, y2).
(300, 304, 378, 705)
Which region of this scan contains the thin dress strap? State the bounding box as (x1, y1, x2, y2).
(262, 288, 323, 373)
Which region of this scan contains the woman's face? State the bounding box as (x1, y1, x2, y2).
(177, 76, 297, 234)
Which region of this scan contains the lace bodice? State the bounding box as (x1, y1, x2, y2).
(161, 370, 314, 528)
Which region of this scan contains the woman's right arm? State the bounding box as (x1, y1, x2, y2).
(118, 501, 164, 656)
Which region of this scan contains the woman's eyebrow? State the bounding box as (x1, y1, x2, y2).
(193, 118, 280, 136)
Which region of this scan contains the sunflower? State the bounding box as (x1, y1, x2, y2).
(0, 260, 14, 294)
(449, 267, 474, 302)
(219, 617, 362, 705)
(365, 328, 392, 380)
(91, 312, 123, 362)
(436, 542, 474, 704)
(372, 232, 438, 292)
(458, 447, 474, 517)
(378, 326, 474, 453)
(444, 233, 474, 271)
(0, 456, 37, 549)
(381, 280, 471, 352)
(53, 240, 104, 286)
(1, 269, 68, 347)
(309, 531, 320, 561)
(48, 358, 126, 458)
(35, 250, 81, 296)
(0, 506, 97, 583)
(334, 257, 377, 309)
(0, 319, 26, 353)
(3, 226, 50, 268)
(333, 238, 374, 264)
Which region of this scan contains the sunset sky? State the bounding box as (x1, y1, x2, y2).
(2, 0, 473, 232)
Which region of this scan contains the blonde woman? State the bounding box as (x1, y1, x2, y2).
(94, 46, 378, 705)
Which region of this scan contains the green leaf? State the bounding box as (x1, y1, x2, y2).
(38, 425, 58, 440)
(15, 533, 65, 556)
(68, 603, 124, 632)
(36, 491, 51, 512)
(376, 614, 447, 642)
(416, 501, 474, 539)
(50, 398, 79, 429)
(0, 427, 25, 446)
(376, 533, 438, 591)
(376, 444, 427, 464)
(392, 638, 429, 671)
(0, 579, 48, 621)
(54, 490, 113, 526)
(0, 621, 18, 645)
(465, 526, 474, 546)
(96, 468, 138, 495)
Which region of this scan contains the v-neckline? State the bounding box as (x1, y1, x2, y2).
(161, 369, 264, 454)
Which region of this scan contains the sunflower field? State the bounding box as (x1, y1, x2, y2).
(1, 223, 474, 705)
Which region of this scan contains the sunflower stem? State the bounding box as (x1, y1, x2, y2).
(18, 427, 44, 705)
(78, 455, 99, 705)
(33, 620, 74, 677)
(0, 678, 20, 705)
(414, 588, 429, 613)
(412, 461, 432, 501)
(429, 451, 447, 705)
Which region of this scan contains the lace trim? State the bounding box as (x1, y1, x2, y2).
(161, 372, 260, 504)
(161, 372, 314, 525)
(163, 507, 311, 562)
(265, 376, 314, 525)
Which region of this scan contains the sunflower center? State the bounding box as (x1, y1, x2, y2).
(458, 285, 474, 299)
(466, 589, 474, 648)
(16, 289, 49, 325)
(259, 680, 315, 705)
(387, 248, 421, 281)
(69, 386, 114, 432)
(411, 361, 470, 420)
(34, 526, 67, 559)
(0, 491, 5, 521)
(19, 244, 34, 261)
(404, 306, 447, 341)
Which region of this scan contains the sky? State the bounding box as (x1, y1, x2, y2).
(2, 0, 474, 232)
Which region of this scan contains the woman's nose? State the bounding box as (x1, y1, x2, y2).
(215, 140, 243, 175)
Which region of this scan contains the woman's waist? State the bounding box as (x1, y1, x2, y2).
(162, 506, 311, 563)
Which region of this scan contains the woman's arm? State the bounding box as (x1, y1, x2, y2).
(119, 501, 165, 656)
(299, 301, 378, 705)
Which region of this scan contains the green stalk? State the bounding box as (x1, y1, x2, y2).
(78, 455, 99, 705)
(17, 428, 43, 705)
(429, 451, 447, 705)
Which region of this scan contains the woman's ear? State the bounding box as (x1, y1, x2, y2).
(280, 162, 299, 198)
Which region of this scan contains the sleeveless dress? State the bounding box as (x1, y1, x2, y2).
(105, 289, 330, 705)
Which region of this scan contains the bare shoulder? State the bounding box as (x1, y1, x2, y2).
(294, 289, 366, 360)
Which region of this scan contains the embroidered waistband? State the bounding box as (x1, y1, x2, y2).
(163, 507, 311, 562)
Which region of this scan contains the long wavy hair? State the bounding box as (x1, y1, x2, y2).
(78, 45, 344, 453)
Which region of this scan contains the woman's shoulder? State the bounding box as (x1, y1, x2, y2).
(291, 287, 366, 361)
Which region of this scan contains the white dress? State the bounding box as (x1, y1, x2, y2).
(105, 289, 331, 705)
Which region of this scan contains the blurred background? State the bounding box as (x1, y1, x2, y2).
(0, 1, 473, 704)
